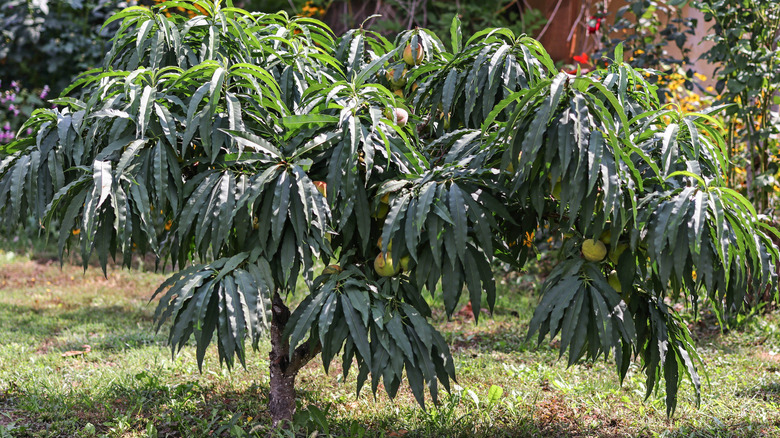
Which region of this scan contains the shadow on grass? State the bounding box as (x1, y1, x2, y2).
(440, 309, 775, 360)
(663, 420, 780, 438)
(284, 392, 780, 438)
(0, 302, 163, 354)
(5, 367, 780, 438)
(2, 370, 269, 437)
(737, 383, 780, 403)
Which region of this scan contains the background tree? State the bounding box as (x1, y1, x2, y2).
(0, 0, 776, 427)
(0, 0, 130, 94)
(595, 0, 699, 92)
(696, 0, 780, 214)
(231, 0, 546, 44)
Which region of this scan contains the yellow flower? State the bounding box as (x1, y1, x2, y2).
(72, 228, 81, 235)
(694, 72, 707, 81)
(522, 231, 534, 247)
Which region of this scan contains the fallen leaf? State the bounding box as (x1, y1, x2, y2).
(61, 345, 91, 357)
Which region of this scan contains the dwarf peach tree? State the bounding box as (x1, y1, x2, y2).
(0, 0, 776, 426)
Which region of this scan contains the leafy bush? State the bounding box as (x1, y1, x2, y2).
(601, 0, 696, 69)
(0, 81, 50, 145)
(0, 0, 129, 94)
(696, 0, 780, 213)
(0, 0, 776, 428)
(238, 0, 546, 45)
(591, 0, 699, 104)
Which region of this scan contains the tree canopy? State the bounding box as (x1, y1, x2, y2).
(0, 0, 776, 424)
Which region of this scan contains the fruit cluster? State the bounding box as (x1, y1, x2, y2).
(580, 228, 629, 293)
(371, 193, 411, 278)
(314, 184, 410, 279)
(381, 40, 426, 126)
(373, 238, 411, 277)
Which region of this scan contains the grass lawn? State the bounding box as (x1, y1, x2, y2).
(1, 250, 779, 437)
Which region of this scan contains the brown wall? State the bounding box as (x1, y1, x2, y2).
(526, 0, 585, 62)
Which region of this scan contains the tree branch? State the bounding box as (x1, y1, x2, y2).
(286, 338, 322, 377)
(536, 0, 564, 41)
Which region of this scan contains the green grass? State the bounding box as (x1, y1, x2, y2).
(1, 250, 779, 437)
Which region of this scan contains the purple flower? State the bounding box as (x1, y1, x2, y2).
(26, 128, 32, 135)
(3, 122, 9, 130)
(10, 81, 20, 92)
(40, 85, 50, 99)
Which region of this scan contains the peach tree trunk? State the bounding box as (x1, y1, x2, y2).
(269, 292, 320, 428)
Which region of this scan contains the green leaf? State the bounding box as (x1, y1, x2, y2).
(220, 130, 282, 158)
(342, 294, 372, 370)
(270, 171, 291, 244)
(386, 313, 415, 363)
(288, 288, 329, 355)
(318, 292, 339, 345)
(9, 155, 31, 225)
(448, 183, 468, 262)
(450, 15, 462, 53)
(441, 69, 459, 116)
(93, 160, 113, 214)
(614, 42, 623, 63)
(487, 385, 503, 405)
(281, 114, 339, 129)
(354, 49, 399, 86)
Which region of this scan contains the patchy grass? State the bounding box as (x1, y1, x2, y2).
(1, 251, 779, 437)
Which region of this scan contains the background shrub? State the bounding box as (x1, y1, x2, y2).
(0, 0, 130, 94)
(0, 81, 50, 145)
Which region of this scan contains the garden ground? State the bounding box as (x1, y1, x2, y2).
(0, 250, 779, 437)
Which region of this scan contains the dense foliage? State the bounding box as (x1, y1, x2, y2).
(0, 0, 128, 93)
(599, 0, 696, 70)
(594, 0, 780, 216)
(0, 0, 776, 425)
(239, 0, 546, 44)
(696, 0, 780, 213)
(0, 81, 51, 145)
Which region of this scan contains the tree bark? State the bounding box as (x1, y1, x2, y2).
(268, 291, 322, 429)
(268, 357, 297, 428)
